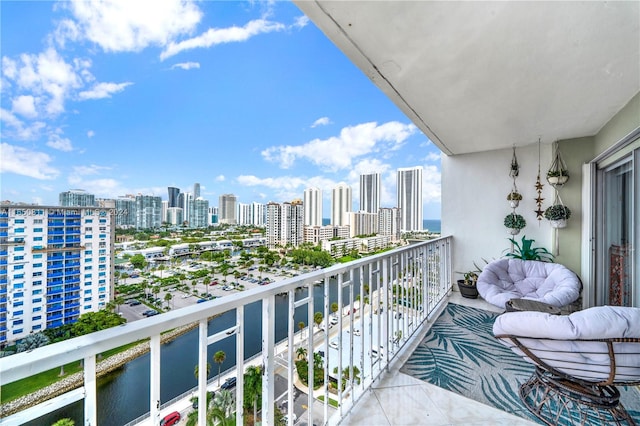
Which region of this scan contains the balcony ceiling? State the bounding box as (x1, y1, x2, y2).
(295, 1, 640, 155)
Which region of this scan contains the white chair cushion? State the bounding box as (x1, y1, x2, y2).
(477, 259, 581, 308)
(493, 306, 640, 383)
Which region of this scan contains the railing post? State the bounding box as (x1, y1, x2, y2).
(236, 305, 244, 425)
(198, 320, 207, 426)
(150, 334, 161, 423)
(84, 354, 97, 426)
(262, 295, 275, 425)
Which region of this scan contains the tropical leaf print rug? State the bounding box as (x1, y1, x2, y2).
(400, 303, 640, 424)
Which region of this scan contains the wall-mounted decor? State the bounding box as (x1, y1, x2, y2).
(535, 138, 544, 220)
(547, 141, 569, 186)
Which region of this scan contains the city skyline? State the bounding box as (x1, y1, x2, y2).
(0, 1, 442, 219)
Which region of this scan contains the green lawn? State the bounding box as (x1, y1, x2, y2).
(1, 341, 141, 404)
(317, 394, 339, 408)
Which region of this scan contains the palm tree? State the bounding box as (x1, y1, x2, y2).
(213, 350, 226, 386)
(194, 362, 211, 381)
(314, 312, 323, 329)
(298, 321, 305, 341)
(164, 292, 173, 309)
(296, 346, 307, 360)
(209, 389, 235, 424)
(114, 295, 125, 313)
(331, 302, 339, 317)
(244, 365, 262, 422)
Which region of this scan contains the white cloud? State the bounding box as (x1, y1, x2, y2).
(237, 174, 338, 204)
(59, 0, 202, 53)
(0, 143, 59, 179)
(87, 130, 95, 138)
(215, 175, 225, 182)
(293, 16, 309, 29)
(171, 62, 200, 70)
(72, 164, 111, 175)
(160, 18, 286, 60)
(3, 47, 87, 117)
(46, 133, 73, 151)
(262, 121, 417, 171)
(0, 108, 46, 140)
(424, 152, 441, 162)
(422, 164, 441, 204)
(78, 82, 132, 100)
(11, 95, 38, 118)
(311, 116, 330, 128)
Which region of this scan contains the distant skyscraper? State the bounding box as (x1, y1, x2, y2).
(251, 202, 266, 226)
(191, 198, 209, 228)
(115, 196, 136, 228)
(378, 207, 402, 241)
(360, 172, 381, 213)
(266, 201, 304, 248)
(59, 189, 95, 207)
(193, 183, 201, 199)
(331, 184, 352, 226)
(303, 187, 323, 227)
(237, 202, 251, 225)
(135, 195, 162, 229)
(167, 187, 180, 208)
(397, 166, 423, 231)
(219, 194, 237, 224)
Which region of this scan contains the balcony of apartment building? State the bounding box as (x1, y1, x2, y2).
(1, 3, 639, 426)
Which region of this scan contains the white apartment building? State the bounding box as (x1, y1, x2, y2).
(359, 173, 381, 213)
(378, 207, 402, 241)
(321, 235, 391, 257)
(0, 205, 113, 345)
(331, 183, 352, 226)
(397, 166, 423, 231)
(166, 207, 184, 226)
(237, 203, 251, 225)
(266, 201, 304, 249)
(303, 187, 323, 227)
(347, 211, 378, 238)
(303, 225, 350, 245)
(251, 202, 266, 227)
(115, 196, 136, 229)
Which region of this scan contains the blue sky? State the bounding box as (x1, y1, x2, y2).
(1, 0, 442, 219)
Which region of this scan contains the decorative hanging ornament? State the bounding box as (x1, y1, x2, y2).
(535, 138, 544, 221)
(510, 146, 519, 178)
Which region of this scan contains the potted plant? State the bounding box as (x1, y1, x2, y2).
(544, 204, 571, 228)
(506, 191, 523, 208)
(456, 271, 478, 299)
(504, 213, 526, 235)
(546, 169, 569, 186)
(505, 235, 554, 262)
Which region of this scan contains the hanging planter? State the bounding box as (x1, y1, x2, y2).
(504, 213, 526, 235)
(509, 146, 520, 178)
(507, 190, 522, 208)
(547, 142, 569, 186)
(544, 204, 571, 228)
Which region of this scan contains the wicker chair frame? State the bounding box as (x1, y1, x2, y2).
(495, 335, 640, 426)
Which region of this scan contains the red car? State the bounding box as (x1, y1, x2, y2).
(160, 411, 180, 426)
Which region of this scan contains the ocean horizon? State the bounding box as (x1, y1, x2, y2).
(321, 218, 441, 233)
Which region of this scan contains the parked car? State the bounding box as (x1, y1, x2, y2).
(220, 376, 237, 390)
(160, 411, 180, 426)
(128, 300, 141, 306)
(197, 299, 207, 304)
(143, 309, 158, 317)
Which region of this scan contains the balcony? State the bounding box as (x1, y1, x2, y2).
(48, 296, 64, 304)
(48, 254, 64, 260)
(65, 302, 81, 309)
(0, 238, 459, 426)
(47, 230, 64, 236)
(46, 304, 63, 313)
(65, 253, 80, 260)
(48, 271, 63, 278)
(65, 237, 81, 243)
(0, 250, 7, 256)
(46, 313, 63, 321)
(64, 294, 81, 302)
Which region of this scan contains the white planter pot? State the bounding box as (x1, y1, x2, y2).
(547, 175, 569, 186)
(550, 219, 567, 229)
(509, 200, 520, 208)
(507, 228, 521, 235)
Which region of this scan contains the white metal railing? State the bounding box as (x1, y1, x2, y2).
(0, 236, 452, 426)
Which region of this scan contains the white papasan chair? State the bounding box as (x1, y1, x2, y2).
(494, 306, 640, 425)
(477, 258, 581, 309)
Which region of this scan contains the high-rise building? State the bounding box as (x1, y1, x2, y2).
(166, 207, 184, 226)
(59, 189, 95, 207)
(331, 184, 352, 226)
(378, 207, 402, 241)
(266, 201, 304, 249)
(182, 192, 194, 225)
(208, 207, 219, 226)
(251, 202, 266, 227)
(397, 166, 423, 231)
(191, 198, 209, 228)
(0, 204, 113, 344)
(135, 195, 162, 229)
(115, 196, 136, 228)
(167, 187, 180, 208)
(219, 194, 237, 224)
(303, 187, 323, 227)
(347, 211, 378, 238)
(359, 173, 381, 214)
(237, 203, 251, 225)
(193, 183, 201, 199)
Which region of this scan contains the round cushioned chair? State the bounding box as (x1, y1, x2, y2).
(477, 259, 581, 309)
(494, 306, 640, 426)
